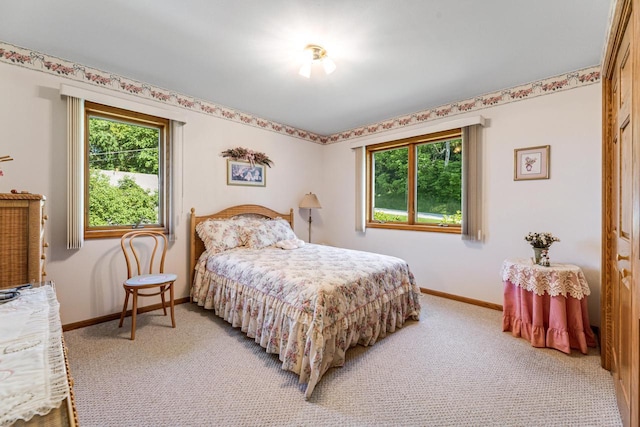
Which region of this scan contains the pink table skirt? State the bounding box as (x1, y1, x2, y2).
(502, 280, 597, 354)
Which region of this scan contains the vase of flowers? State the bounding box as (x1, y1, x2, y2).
(524, 232, 560, 265)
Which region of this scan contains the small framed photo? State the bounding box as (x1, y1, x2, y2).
(227, 160, 266, 187)
(514, 145, 550, 180)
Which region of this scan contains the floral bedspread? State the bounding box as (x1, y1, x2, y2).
(191, 243, 421, 398)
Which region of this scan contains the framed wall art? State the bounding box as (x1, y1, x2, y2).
(227, 160, 266, 187)
(514, 145, 550, 181)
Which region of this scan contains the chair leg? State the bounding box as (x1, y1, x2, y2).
(131, 289, 138, 340)
(160, 285, 167, 316)
(119, 288, 130, 328)
(169, 282, 176, 328)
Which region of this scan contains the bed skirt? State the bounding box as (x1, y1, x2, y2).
(191, 261, 421, 398)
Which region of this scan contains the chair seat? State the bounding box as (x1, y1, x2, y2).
(125, 273, 177, 287)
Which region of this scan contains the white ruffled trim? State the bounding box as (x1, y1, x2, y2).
(0, 286, 70, 426)
(191, 257, 421, 398)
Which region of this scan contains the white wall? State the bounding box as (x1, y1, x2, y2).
(319, 84, 603, 325)
(0, 62, 324, 325)
(0, 60, 603, 327)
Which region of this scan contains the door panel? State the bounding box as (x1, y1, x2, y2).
(610, 17, 634, 427)
(615, 116, 632, 424)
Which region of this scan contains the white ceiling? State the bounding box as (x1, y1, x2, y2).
(0, 0, 613, 136)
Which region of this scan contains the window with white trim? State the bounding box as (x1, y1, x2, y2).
(84, 101, 171, 238)
(366, 128, 462, 233)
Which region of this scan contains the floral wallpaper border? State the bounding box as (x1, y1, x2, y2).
(330, 66, 600, 143)
(0, 41, 600, 145)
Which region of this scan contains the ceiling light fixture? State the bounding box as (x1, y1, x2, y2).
(299, 44, 336, 78)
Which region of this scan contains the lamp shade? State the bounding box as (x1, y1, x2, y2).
(299, 44, 336, 79)
(322, 57, 336, 75)
(299, 192, 322, 209)
(298, 62, 312, 78)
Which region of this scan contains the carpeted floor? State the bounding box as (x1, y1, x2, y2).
(63, 294, 621, 426)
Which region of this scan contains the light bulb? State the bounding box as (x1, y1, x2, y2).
(322, 57, 336, 75)
(299, 62, 311, 78)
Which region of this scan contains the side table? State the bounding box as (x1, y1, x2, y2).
(501, 258, 597, 354)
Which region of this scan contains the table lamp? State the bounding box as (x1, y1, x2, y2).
(299, 192, 322, 243)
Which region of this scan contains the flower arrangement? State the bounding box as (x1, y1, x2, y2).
(220, 147, 273, 167)
(524, 232, 560, 248)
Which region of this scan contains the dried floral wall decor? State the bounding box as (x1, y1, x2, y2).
(0, 155, 13, 177)
(221, 147, 273, 167)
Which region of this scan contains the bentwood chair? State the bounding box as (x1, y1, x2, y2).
(118, 230, 177, 340)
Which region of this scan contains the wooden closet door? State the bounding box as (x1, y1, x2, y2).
(613, 20, 633, 424)
(605, 3, 639, 425)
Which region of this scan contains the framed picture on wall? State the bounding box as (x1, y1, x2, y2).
(227, 160, 266, 187)
(514, 145, 550, 181)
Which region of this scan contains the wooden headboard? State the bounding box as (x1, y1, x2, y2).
(189, 204, 294, 285)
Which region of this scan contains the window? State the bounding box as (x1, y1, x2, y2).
(366, 128, 462, 233)
(84, 101, 171, 238)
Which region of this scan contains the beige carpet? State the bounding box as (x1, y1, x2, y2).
(63, 294, 621, 426)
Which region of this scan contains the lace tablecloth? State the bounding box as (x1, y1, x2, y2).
(0, 285, 70, 426)
(500, 258, 591, 300)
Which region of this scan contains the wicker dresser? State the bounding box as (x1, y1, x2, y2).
(0, 193, 47, 290)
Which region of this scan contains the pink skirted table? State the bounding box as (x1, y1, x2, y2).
(501, 258, 597, 354)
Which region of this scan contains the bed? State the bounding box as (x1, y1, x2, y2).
(189, 204, 421, 398)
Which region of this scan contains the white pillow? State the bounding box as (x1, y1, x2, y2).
(196, 219, 244, 254)
(244, 218, 297, 249)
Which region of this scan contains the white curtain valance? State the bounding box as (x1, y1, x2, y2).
(60, 84, 187, 124)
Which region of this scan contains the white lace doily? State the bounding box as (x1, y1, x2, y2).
(500, 258, 591, 299)
(0, 285, 70, 426)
